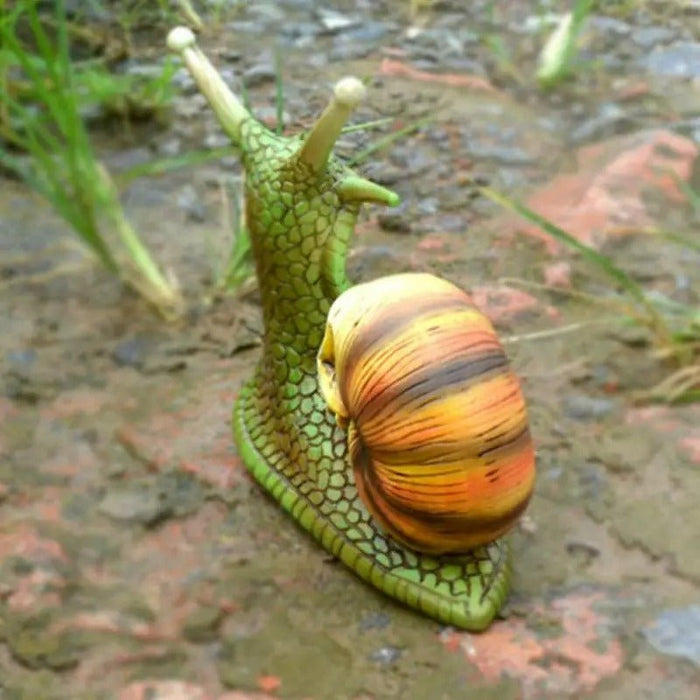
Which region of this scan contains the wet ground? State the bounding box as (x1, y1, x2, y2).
(2, 1, 700, 697)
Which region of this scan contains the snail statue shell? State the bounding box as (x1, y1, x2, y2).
(316, 273, 535, 555)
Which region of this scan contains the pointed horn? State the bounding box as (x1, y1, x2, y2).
(298, 77, 366, 173)
(337, 175, 400, 207)
(167, 26, 250, 145)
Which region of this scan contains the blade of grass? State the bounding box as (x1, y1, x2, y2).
(341, 117, 394, 134)
(631, 225, 700, 254)
(218, 176, 253, 291)
(0, 89, 115, 269)
(348, 116, 432, 166)
(1, 0, 181, 315)
(94, 163, 182, 317)
(480, 185, 669, 340)
(677, 176, 700, 219)
(116, 146, 235, 185)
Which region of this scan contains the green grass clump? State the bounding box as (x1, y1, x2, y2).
(0, 0, 182, 318)
(215, 177, 254, 294)
(481, 187, 699, 403)
(536, 0, 593, 89)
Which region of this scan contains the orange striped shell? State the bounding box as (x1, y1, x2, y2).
(317, 273, 535, 555)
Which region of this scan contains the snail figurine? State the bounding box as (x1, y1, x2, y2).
(168, 27, 535, 631)
(317, 273, 535, 556)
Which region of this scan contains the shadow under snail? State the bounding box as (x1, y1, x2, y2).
(168, 27, 535, 631)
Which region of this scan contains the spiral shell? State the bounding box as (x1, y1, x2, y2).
(317, 273, 535, 555)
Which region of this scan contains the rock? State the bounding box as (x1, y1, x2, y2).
(4, 612, 83, 670)
(337, 21, 390, 44)
(281, 22, 322, 42)
(377, 201, 412, 233)
(156, 138, 182, 157)
(112, 335, 154, 369)
(360, 161, 406, 186)
(359, 612, 391, 631)
(464, 141, 535, 165)
(369, 646, 402, 665)
(569, 103, 628, 144)
(118, 681, 208, 700)
(632, 26, 677, 49)
(543, 261, 572, 289)
(183, 605, 224, 643)
(416, 197, 440, 216)
(203, 132, 231, 150)
(171, 68, 196, 95)
(511, 130, 698, 251)
(644, 606, 700, 666)
(176, 184, 207, 222)
(243, 62, 277, 88)
(608, 325, 653, 348)
(347, 245, 409, 282)
(642, 42, 700, 78)
(471, 285, 542, 325)
(590, 16, 632, 37)
(173, 94, 208, 119)
(563, 395, 616, 421)
(98, 487, 167, 525)
(316, 9, 360, 33)
(98, 473, 204, 526)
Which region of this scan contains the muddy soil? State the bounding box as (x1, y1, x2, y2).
(1, 2, 700, 698)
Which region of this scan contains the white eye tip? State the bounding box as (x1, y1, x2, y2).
(167, 26, 196, 52)
(333, 77, 366, 107)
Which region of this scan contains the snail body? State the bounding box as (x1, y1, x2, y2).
(317, 273, 535, 555)
(169, 27, 535, 631)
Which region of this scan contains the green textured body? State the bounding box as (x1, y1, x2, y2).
(230, 119, 511, 630)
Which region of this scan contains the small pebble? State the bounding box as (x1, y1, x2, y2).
(359, 612, 391, 631)
(112, 336, 153, 369)
(563, 395, 616, 421)
(644, 606, 700, 666)
(243, 63, 276, 87)
(177, 184, 207, 222)
(369, 646, 402, 665)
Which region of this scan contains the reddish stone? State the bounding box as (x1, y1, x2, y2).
(680, 436, 700, 464)
(443, 592, 623, 695)
(58, 610, 171, 642)
(114, 503, 231, 639)
(40, 388, 113, 420)
(615, 81, 651, 101)
(470, 284, 543, 324)
(7, 567, 65, 611)
(0, 524, 68, 563)
(0, 524, 70, 611)
(256, 676, 282, 693)
(116, 374, 243, 490)
(0, 396, 19, 421)
(512, 130, 698, 252)
(543, 261, 572, 289)
(180, 454, 244, 491)
(416, 234, 448, 251)
(626, 404, 700, 464)
(118, 680, 207, 699)
(379, 58, 497, 92)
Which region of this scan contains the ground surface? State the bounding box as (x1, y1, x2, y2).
(1, 1, 700, 698)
